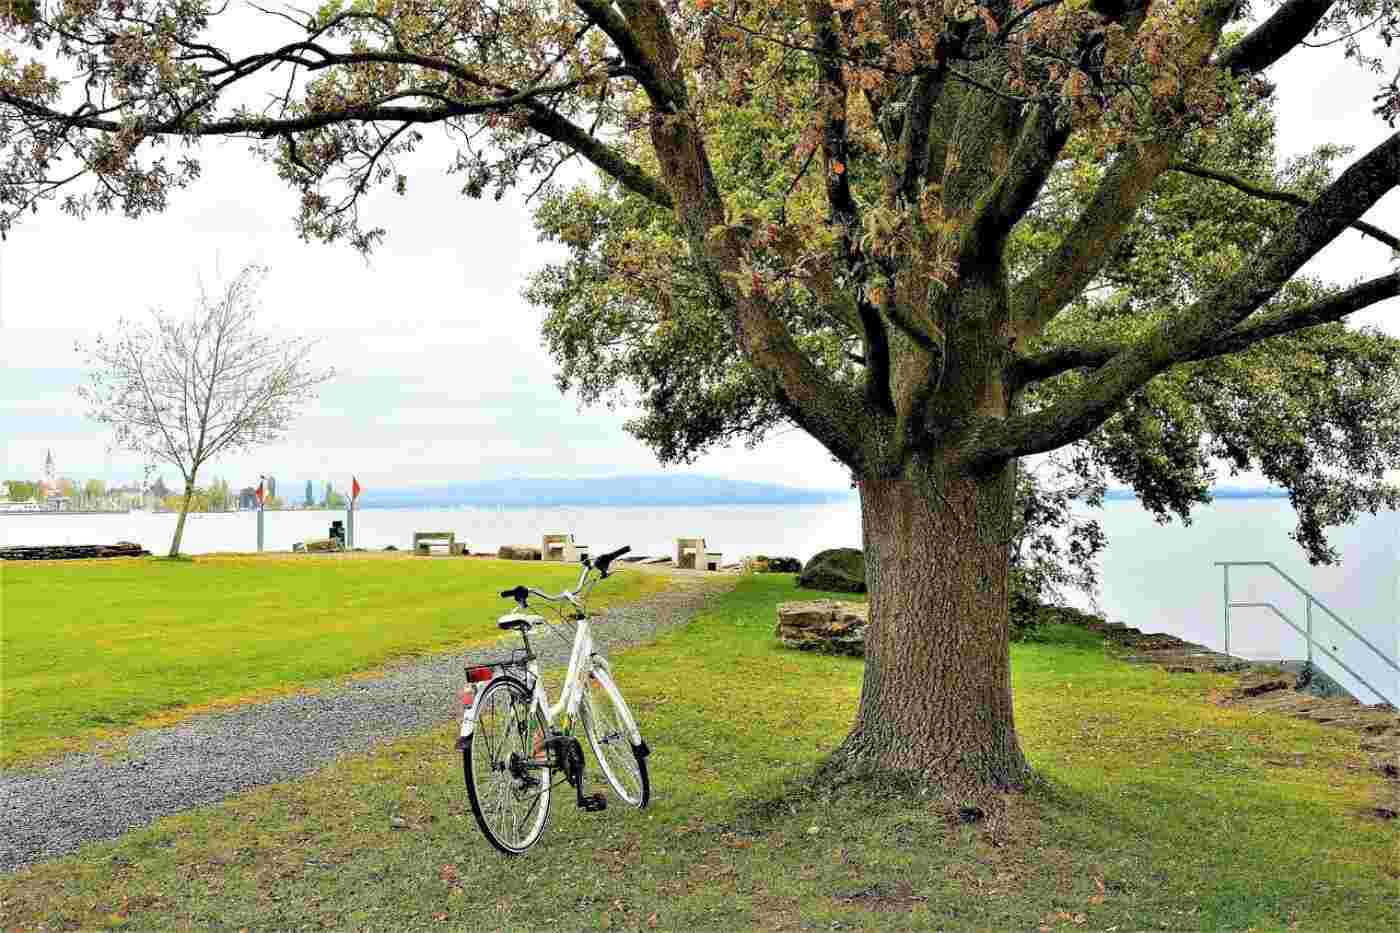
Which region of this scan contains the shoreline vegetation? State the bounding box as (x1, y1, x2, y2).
(1, 572, 1394, 929)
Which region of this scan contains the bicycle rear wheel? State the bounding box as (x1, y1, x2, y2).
(463, 677, 551, 854)
(581, 671, 650, 808)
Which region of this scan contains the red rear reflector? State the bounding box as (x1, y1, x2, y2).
(461, 686, 476, 707)
(466, 667, 493, 683)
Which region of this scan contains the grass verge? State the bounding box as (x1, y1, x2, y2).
(0, 554, 668, 767)
(1, 575, 1395, 930)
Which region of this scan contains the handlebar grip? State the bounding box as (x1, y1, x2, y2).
(500, 585, 529, 602)
(595, 545, 631, 574)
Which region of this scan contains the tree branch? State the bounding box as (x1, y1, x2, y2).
(1168, 161, 1400, 252)
(1006, 0, 1231, 334)
(968, 130, 1400, 468)
(807, 0, 894, 415)
(1217, 0, 1337, 75)
(572, 0, 683, 112)
(1011, 271, 1400, 385)
(959, 103, 1071, 267)
(523, 104, 672, 208)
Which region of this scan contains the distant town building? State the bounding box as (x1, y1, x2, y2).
(238, 486, 258, 510)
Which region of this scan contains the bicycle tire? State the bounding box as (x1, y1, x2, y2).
(580, 671, 650, 808)
(463, 677, 552, 854)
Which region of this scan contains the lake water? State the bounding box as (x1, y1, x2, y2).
(4, 498, 1396, 704)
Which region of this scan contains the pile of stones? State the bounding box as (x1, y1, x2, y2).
(775, 599, 869, 656)
(0, 542, 151, 561)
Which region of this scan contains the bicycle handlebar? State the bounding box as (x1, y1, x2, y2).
(499, 545, 631, 606)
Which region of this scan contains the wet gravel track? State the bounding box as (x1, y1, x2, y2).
(0, 571, 733, 873)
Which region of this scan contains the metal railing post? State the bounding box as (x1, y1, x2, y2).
(1213, 560, 1400, 706)
(1305, 596, 1313, 666)
(1222, 564, 1231, 658)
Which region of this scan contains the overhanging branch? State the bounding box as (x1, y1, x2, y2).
(1168, 161, 1400, 252)
(967, 130, 1400, 469)
(1011, 271, 1400, 385)
(1217, 0, 1337, 75)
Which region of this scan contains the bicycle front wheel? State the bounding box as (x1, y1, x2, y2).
(463, 677, 551, 855)
(581, 671, 650, 808)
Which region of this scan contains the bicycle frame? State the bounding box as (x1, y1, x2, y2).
(458, 563, 642, 747)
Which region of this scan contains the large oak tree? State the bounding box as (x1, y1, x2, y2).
(3, 0, 1399, 793)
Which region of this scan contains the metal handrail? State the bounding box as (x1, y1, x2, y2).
(1216, 561, 1399, 706)
(1229, 601, 1394, 706)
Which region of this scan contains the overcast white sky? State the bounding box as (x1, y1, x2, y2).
(1, 12, 1396, 494)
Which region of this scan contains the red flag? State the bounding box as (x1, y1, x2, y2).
(352, 476, 362, 502)
(255, 479, 265, 507)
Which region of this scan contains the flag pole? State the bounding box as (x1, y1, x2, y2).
(348, 475, 361, 550)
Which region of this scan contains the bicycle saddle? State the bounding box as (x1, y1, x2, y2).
(497, 612, 545, 631)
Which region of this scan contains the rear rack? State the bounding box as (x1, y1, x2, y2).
(465, 647, 536, 673)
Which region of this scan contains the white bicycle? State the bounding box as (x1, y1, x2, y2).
(456, 545, 650, 855)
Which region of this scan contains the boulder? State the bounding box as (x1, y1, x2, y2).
(776, 600, 869, 656)
(797, 548, 866, 593)
(498, 544, 542, 561)
(304, 538, 338, 552)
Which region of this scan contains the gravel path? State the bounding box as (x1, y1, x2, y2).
(0, 570, 735, 873)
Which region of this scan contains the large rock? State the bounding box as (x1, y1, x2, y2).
(776, 600, 869, 656)
(797, 547, 866, 593)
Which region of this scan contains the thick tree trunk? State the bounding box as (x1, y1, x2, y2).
(835, 462, 1030, 793)
(168, 482, 194, 558)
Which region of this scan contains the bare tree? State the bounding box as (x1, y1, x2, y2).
(78, 265, 333, 556)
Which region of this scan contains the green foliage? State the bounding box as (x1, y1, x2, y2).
(4, 479, 38, 502)
(304, 479, 315, 508)
(531, 65, 1400, 563)
(1017, 101, 1400, 563)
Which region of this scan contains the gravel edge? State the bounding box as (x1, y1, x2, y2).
(0, 571, 736, 873)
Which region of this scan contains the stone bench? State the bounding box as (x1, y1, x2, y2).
(542, 533, 589, 563)
(675, 537, 722, 571)
(414, 531, 464, 556)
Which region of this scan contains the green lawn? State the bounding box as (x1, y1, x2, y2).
(2, 575, 1395, 930)
(0, 554, 668, 766)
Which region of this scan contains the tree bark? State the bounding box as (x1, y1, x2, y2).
(835, 463, 1030, 792)
(168, 481, 195, 557)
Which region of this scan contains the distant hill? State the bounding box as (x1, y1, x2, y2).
(357, 475, 855, 509)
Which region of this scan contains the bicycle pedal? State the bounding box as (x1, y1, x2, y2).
(578, 793, 607, 812)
